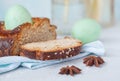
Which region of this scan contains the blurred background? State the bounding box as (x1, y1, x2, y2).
(0, 1, 120, 80)
(0, 0, 120, 35)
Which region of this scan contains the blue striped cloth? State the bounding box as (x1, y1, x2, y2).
(0, 41, 105, 74)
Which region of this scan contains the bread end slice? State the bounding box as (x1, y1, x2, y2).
(20, 38, 82, 60)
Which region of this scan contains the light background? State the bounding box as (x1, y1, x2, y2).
(115, 0, 120, 22)
(0, 0, 120, 23)
(0, 0, 52, 20)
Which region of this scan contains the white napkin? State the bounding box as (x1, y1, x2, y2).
(0, 41, 105, 74)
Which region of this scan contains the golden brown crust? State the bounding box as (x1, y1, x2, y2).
(32, 17, 50, 24)
(0, 27, 20, 37)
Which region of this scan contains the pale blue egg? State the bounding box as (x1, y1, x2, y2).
(5, 5, 32, 30)
(72, 18, 101, 44)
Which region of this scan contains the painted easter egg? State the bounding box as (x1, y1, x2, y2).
(5, 5, 32, 30)
(72, 18, 101, 44)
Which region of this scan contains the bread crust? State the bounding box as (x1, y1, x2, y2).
(0, 37, 13, 57)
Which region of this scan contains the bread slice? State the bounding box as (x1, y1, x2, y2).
(0, 17, 57, 56)
(20, 38, 82, 60)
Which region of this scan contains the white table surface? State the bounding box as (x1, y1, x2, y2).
(0, 26, 120, 81)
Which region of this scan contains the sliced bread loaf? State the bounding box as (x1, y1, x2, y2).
(20, 38, 82, 60)
(0, 17, 57, 56)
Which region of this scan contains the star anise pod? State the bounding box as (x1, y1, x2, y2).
(59, 65, 81, 76)
(83, 56, 105, 67)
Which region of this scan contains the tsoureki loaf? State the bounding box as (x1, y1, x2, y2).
(20, 38, 82, 60)
(0, 18, 57, 56)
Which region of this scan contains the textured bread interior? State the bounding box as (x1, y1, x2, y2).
(21, 38, 82, 52)
(20, 20, 56, 44)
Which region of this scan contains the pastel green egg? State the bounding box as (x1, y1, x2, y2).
(72, 18, 101, 44)
(5, 5, 32, 30)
